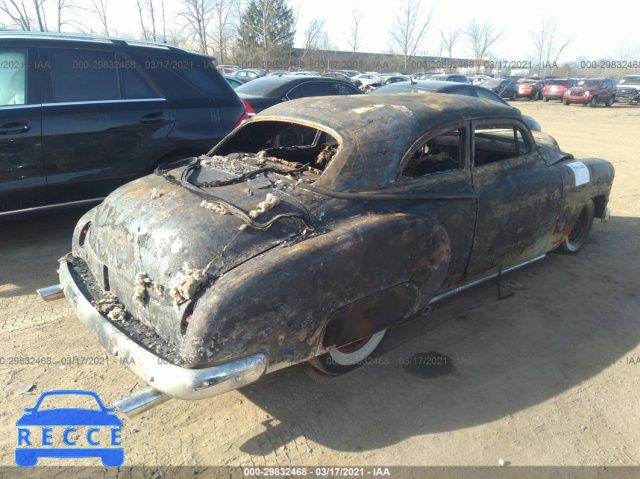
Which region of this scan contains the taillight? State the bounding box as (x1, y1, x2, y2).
(242, 99, 255, 117)
(232, 99, 254, 130)
(232, 111, 249, 130)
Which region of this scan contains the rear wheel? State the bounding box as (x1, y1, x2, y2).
(557, 200, 595, 254)
(510, 92, 517, 101)
(605, 97, 614, 107)
(309, 330, 386, 375)
(544, 96, 549, 102)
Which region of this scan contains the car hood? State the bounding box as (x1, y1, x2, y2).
(73, 157, 322, 346)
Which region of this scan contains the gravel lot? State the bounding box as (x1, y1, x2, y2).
(0, 100, 639, 474)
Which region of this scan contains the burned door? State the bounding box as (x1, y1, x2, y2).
(466, 120, 563, 278)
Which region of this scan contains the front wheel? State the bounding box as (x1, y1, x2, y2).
(309, 330, 386, 375)
(563, 99, 570, 105)
(589, 96, 598, 107)
(557, 200, 595, 254)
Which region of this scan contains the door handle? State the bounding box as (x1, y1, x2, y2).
(139, 112, 166, 125)
(0, 121, 30, 135)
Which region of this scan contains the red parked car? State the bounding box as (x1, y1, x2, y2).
(543, 78, 580, 101)
(563, 78, 617, 107)
(516, 77, 544, 100)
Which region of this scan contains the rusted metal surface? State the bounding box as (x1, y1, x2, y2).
(61, 93, 614, 397)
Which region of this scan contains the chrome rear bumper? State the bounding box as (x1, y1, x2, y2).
(57, 259, 268, 416)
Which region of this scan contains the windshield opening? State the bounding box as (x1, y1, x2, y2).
(577, 80, 602, 88)
(620, 76, 640, 85)
(546, 79, 568, 86)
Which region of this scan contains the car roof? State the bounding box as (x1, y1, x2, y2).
(0, 31, 200, 55)
(252, 93, 519, 192)
(372, 80, 476, 93)
(235, 75, 351, 97)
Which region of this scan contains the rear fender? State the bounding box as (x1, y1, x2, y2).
(185, 213, 451, 366)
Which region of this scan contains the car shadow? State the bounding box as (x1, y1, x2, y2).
(238, 216, 640, 454)
(0, 207, 92, 298)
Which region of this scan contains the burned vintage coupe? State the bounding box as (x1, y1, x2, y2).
(41, 94, 614, 416)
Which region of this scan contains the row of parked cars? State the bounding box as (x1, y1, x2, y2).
(478, 75, 640, 107)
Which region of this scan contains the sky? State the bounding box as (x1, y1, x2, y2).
(16, 0, 639, 64)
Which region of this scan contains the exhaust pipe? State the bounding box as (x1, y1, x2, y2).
(114, 387, 171, 417)
(37, 284, 65, 302)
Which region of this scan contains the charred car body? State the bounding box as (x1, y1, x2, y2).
(42, 94, 614, 416)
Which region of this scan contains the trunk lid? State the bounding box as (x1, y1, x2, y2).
(78, 157, 322, 344)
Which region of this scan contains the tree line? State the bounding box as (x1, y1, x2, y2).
(1, 0, 638, 75)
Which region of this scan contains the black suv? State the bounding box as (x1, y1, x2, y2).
(0, 33, 246, 215)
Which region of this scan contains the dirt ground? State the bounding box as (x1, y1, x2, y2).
(0, 100, 639, 474)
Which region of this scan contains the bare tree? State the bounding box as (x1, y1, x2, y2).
(388, 0, 433, 71)
(440, 26, 462, 65)
(32, 0, 47, 31)
(161, 0, 166, 40)
(137, 0, 165, 41)
(616, 41, 640, 62)
(136, 0, 148, 38)
(55, 0, 83, 32)
(346, 9, 362, 54)
(303, 18, 325, 52)
(90, 0, 110, 36)
(464, 20, 505, 71)
(180, 0, 214, 54)
(532, 15, 573, 75)
(211, 0, 237, 63)
(0, 0, 32, 30)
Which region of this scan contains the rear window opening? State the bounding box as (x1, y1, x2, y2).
(214, 121, 340, 173)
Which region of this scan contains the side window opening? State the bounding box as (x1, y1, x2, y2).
(0, 49, 27, 106)
(474, 125, 532, 167)
(49, 48, 120, 102)
(118, 54, 158, 99)
(402, 128, 464, 178)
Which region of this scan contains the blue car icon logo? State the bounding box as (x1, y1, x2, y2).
(15, 390, 123, 467)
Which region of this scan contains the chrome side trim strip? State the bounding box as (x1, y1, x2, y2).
(42, 98, 165, 107)
(0, 198, 105, 217)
